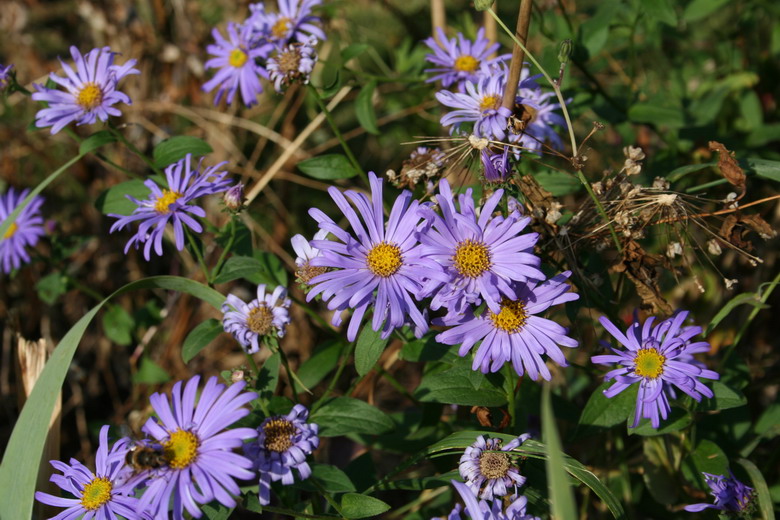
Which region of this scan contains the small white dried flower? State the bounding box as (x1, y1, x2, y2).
(591, 181, 604, 195)
(656, 193, 678, 206)
(545, 202, 563, 224)
(652, 177, 670, 190)
(693, 276, 705, 294)
(707, 239, 723, 256)
(666, 241, 683, 258)
(468, 134, 489, 150)
(724, 278, 738, 290)
(624, 145, 646, 162)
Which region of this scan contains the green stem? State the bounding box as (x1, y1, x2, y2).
(290, 294, 332, 331)
(504, 365, 518, 428)
(107, 124, 163, 176)
(311, 341, 355, 414)
(212, 217, 236, 281)
(374, 364, 416, 402)
(308, 84, 365, 180)
(274, 342, 312, 400)
(64, 127, 140, 179)
(245, 353, 270, 416)
(185, 228, 211, 283)
(259, 506, 340, 519)
(311, 479, 347, 519)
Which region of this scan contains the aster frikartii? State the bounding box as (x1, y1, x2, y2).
(684, 472, 755, 514)
(591, 310, 719, 428)
(249, 0, 325, 45)
(109, 154, 231, 260)
(459, 434, 531, 501)
(482, 146, 511, 183)
(416, 179, 543, 316)
(244, 404, 319, 505)
(267, 35, 318, 93)
(436, 272, 579, 379)
(306, 171, 443, 341)
(423, 27, 504, 90)
(35, 425, 141, 520)
(31, 46, 139, 134)
(222, 284, 292, 354)
(0, 188, 45, 274)
(443, 481, 540, 520)
(138, 376, 258, 520)
(203, 21, 272, 108)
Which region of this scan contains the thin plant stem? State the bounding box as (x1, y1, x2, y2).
(311, 341, 355, 413)
(275, 343, 313, 400)
(245, 353, 271, 416)
(431, 0, 446, 41)
(504, 364, 517, 427)
(185, 228, 211, 283)
(212, 217, 236, 281)
(107, 124, 163, 176)
(308, 84, 365, 181)
(500, 0, 534, 111)
(311, 479, 347, 519)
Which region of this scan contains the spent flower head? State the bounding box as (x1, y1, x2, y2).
(244, 404, 320, 505)
(592, 310, 719, 428)
(222, 284, 292, 354)
(32, 46, 139, 134)
(459, 434, 531, 501)
(267, 35, 318, 92)
(109, 154, 231, 260)
(0, 188, 45, 274)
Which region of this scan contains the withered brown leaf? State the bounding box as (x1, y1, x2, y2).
(719, 213, 776, 251)
(708, 141, 746, 194)
(611, 241, 673, 315)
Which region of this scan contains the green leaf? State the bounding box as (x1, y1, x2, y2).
(212, 255, 265, 284)
(666, 162, 715, 182)
(542, 385, 577, 520)
(257, 351, 280, 401)
(354, 324, 388, 376)
(642, 437, 679, 504)
(152, 136, 213, 168)
(534, 170, 581, 197)
(297, 340, 343, 388)
(628, 103, 685, 128)
(79, 130, 117, 155)
(694, 381, 747, 411)
(355, 80, 380, 135)
(201, 502, 234, 520)
(737, 458, 776, 520)
(133, 356, 171, 384)
(415, 365, 507, 407)
(683, 0, 730, 22)
(743, 157, 780, 183)
(0, 276, 225, 520)
(341, 43, 370, 63)
(102, 305, 135, 346)
(182, 318, 223, 363)
(311, 397, 394, 437)
(706, 293, 768, 335)
(686, 440, 729, 482)
(298, 154, 358, 180)
(628, 407, 692, 436)
(340, 493, 391, 519)
(578, 382, 638, 431)
(310, 463, 357, 493)
(36, 272, 68, 305)
(579, 1, 618, 57)
(643, 0, 676, 26)
(253, 251, 288, 287)
(95, 180, 150, 216)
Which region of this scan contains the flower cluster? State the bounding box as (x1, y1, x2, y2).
(303, 172, 579, 378)
(0, 188, 45, 274)
(203, 0, 323, 106)
(32, 46, 139, 134)
(592, 310, 719, 428)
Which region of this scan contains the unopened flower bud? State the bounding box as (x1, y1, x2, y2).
(558, 39, 572, 65)
(224, 183, 245, 212)
(474, 0, 494, 11)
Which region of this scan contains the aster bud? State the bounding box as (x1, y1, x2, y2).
(558, 39, 572, 65)
(473, 0, 494, 11)
(223, 183, 245, 212)
(0, 64, 15, 92)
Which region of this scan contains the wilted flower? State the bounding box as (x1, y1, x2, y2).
(436, 273, 579, 379)
(35, 425, 140, 519)
(32, 46, 139, 134)
(0, 63, 13, 91)
(138, 376, 257, 519)
(203, 22, 272, 107)
(223, 183, 245, 211)
(621, 145, 645, 176)
(222, 284, 292, 354)
(244, 404, 319, 506)
(249, 0, 325, 45)
(592, 310, 719, 428)
(267, 35, 318, 92)
(0, 188, 45, 274)
(291, 229, 328, 283)
(443, 480, 540, 520)
(109, 154, 231, 260)
(459, 434, 530, 501)
(393, 146, 447, 188)
(684, 472, 755, 513)
(423, 27, 503, 90)
(306, 171, 439, 341)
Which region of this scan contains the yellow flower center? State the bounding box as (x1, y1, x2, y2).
(154, 189, 183, 214)
(634, 348, 666, 379)
(77, 83, 104, 110)
(479, 94, 501, 112)
(479, 451, 511, 479)
(163, 429, 200, 469)
(489, 299, 528, 333)
(271, 18, 291, 39)
(453, 239, 491, 278)
(454, 55, 479, 73)
(3, 222, 18, 240)
(247, 304, 274, 335)
(229, 48, 249, 68)
(366, 242, 403, 278)
(80, 476, 112, 511)
(263, 418, 297, 452)
(296, 262, 328, 284)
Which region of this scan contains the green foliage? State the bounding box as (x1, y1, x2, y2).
(182, 318, 224, 363)
(354, 323, 388, 376)
(298, 154, 358, 180)
(95, 180, 150, 216)
(311, 397, 394, 437)
(152, 136, 214, 168)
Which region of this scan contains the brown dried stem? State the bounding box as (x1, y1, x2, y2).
(431, 0, 446, 42)
(501, 0, 534, 111)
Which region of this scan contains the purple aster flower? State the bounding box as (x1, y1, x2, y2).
(267, 35, 318, 92)
(416, 179, 544, 316)
(443, 481, 540, 520)
(509, 81, 565, 154)
(291, 229, 328, 284)
(249, 0, 326, 45)
(458, 434, 531, 501)
(222, 284, 292, 354)
(138, 376, 258, 519)
(424, 27, 504, 90)
(203, 21, 272, 107)
(109, 154, 231, 260)
(0, 63, 13, 91)
(685, 472, 755, 513)
(0, 188, 45, 274)
(244, 404, 319, 506)
(306, 171, 442, 341)
(31, 46, 139, 134)
(436, 272, 579, 379)
(592, 310, 719, 428)
(482, 146, 512, 183)
(35, 425, 140, 520)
